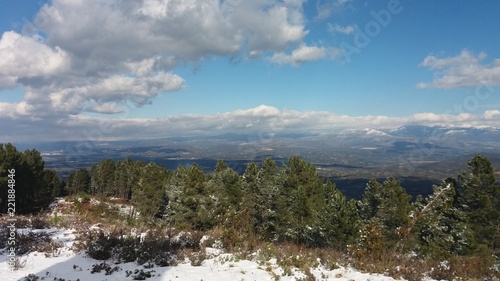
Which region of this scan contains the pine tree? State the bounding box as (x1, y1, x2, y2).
(242, 160, 282, 241)
(132, 162, 169, 219)
(321, 180, 360, 248)
(165, 164, 215, 230)
(412, 179, 474, 258)
(359, 177, 413, 248)
(0, 143, 22, 212)
(457, 154, 500, 255)
(164, 165, 188, 228)
(359, 178, 383, 221)
(43, 169, 63, 197)
(0, 144, 57, 212)
(211, 160, 243, 213)
(89, 159, 116, 196)
(20, 149, 46, 205)
(113, 160, 128, 198)
(67, 168, 91, 195)
(279, 156, 326, 246)
(113, 158, 140, 200)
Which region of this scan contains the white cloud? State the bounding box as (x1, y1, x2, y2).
(408, 112, 478, 124)
(327, 23, 356, 34)
(316, 0, 351, 20)
(483, 110, 500, 120)
(2, 105, 500, 142)
(0, 31, 70, 83)
(231, 105, 280, 117)
(35, 0, 308, 64)
(418, 50, 500, 88)
(49, 72, 184, 113)
(271, 44, 326, 66)
(0, 0, 313, 117)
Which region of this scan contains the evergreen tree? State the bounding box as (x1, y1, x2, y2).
(164, 165, 188, 227)
(165, 164, 215, 230)
(359, 178, 383, 221)
(90, 159, 116, 196)
(241, 159, 282, 240)
(132, 162, 169, 219)
(67, 168, 91, 195)
(0, 143, 56, 212)
(43, 169, 63, 198)
(412, 179, 474, 258)
(0, 143, 22, 212)
(321, 180, 360, 248)
(113, 158, 140, 200)
(211, 160, 243, 213)
(359, 177, 412, 247)
(457, 154, 500, 255)
(113, 160, 128, 198)
(278, 156, 326, 246)
(89, 164, 99, 195)
(20, 149, 46, 205)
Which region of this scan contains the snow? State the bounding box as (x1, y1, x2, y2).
(1, 227, 408, 281)
(363, 128, 389, 136)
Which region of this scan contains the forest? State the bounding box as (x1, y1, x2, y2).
(1, 142, 499, 279)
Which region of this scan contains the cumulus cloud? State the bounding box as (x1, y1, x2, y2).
(0, 31, 70, 84)
(49, 72, 184, 113)
(417, 50, 500, 88)
(0, 0, 312, 117)
(271, 44, 327, 66)
(483, 110, 500, 120)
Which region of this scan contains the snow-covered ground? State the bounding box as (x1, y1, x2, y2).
(1, 228, 409, 281)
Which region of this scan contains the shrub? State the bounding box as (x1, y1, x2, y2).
(90, 262, 120, 275)
(31, 217, 50, 229)
(85, 231, 119, 260)
(136, 230, 180, 266)
(23, 274, 39, 281)
(116, 235, 138, 263)
(188, 251, 207, 266)
(15, 231, 53, 255)
(126, 269, 155, 280)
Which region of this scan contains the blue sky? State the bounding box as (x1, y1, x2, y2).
(1, 0, 500, 141)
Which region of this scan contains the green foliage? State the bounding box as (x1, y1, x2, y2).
(68, 157, 144, 200)
(221, 207, 257, 252)
(242, 159, 282, 241)
(213, 161, 243, 210)
(114, 158, 140, 200)
(277, 156, 325, 245)
(359, 177, 413, 245)
(135, 231, 179, 266)
(132, 162, 170, 219)
(412, 179, 474, 258)
(165, 164, 216, 230)
(0, 143, 59, 213)
(457, 154, 500, 256)
(90, 159, 116, 196)
(3, 143, 499, 278)
(188, 251, 207, 266)
(320, 181, 360, 248)
(85, 230, 119, 260)
(66, 168, 91, 195)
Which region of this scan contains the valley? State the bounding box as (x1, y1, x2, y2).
(20, 124, 500, 200)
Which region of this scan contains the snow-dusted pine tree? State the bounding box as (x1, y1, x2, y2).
(412, 178, 475, 258)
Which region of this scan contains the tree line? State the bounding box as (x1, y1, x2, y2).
(1, 142, 499, 260)
(0, 143, 63, 213)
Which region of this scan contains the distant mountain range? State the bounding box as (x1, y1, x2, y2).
(10, 124, 500, 199)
